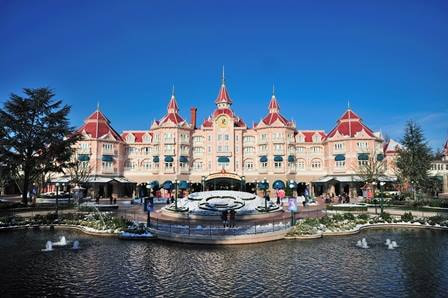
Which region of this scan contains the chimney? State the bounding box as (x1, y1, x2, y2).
(190, 107, 197, 129)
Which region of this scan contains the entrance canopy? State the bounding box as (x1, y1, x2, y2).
(273, 180, 285, 190)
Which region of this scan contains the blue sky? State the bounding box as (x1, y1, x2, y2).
(1, 0, 447, 150)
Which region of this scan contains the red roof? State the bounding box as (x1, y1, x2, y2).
(121, 131, 153, 143)
(201, 108, 246, 128)
(325, 109, 375, 139)
(215, 84, 232, 104)
(258, 95, 292, 127)
(299, 131, 326, 142)
(158, 94, 186, 125)
(77, 110, 122, 141)
(167, 95, 179, 111)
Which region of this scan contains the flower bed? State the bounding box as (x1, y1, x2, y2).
(286, 212, 448, 237)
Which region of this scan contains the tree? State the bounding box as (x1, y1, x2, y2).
(65, 158, 92, 186)
(395, 121, 432, 195)
(357, 151, 386, 184)
(0, 88, 79, 204)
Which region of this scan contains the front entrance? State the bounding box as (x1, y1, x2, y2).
(204, 172, 244, 191)
(205, 178, 243, 191)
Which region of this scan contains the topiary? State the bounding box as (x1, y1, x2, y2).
(343, 213, 355, 221)
(401, 212, 414, 222)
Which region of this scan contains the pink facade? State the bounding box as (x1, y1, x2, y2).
(73, 78, 398, 196)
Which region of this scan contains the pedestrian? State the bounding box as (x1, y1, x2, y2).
(113, 198, 117, 205)
(276, 194, 280, 205)
(229, 209, 236, 227)
(221, 210, 228, 228)
(109, 195, 113, 205)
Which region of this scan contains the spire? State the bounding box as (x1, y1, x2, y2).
(167, 87, 179, 113)
(215, 67, 232, 105)
(222, 65, 225, 85)
(171, 85, 175, 97)
(347, 99, 351, 110)
(96, 101, 100, 111)
(268, 86, 280, 113)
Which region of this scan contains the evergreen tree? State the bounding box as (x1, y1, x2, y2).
(0, 88, 79, 204)
(395, 121, 432, 195)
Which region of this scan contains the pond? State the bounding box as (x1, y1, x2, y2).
(0, 228, 447, 297)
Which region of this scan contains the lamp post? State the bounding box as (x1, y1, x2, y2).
(262, 178, 269, 212)
(201, 176, 206, 191)
(241, 176, 245, 192)
(372, 181, 377, 214)
(380, 181, 386, 215)
(55, 182, 60, 218)
(174, 179, 178, 210)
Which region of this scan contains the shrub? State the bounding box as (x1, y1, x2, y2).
(357, 214, 369, 221)
(343, 213, 355, 221)
(319, 215, 332, 226)
(332, 213, 344, 222)
(401, 212, 414, 222)
(380, 212, 392, 222)
(427, 215, 446, 226)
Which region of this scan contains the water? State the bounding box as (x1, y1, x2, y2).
(1, 228, 448, 297)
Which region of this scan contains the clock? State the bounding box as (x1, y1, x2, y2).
(217, 116, 228, 128)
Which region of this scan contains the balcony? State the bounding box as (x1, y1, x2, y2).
(77, 148, 91, 154)
(180, 138, 190, 145)
(164, 138, 176, 144)
(272, 137, 285, 143)
(164, 149, 176, 155)
(180, 167, 190, 174)
(102, 148, 114, 155)
(164, 168, 175, 174)
(180, 149, 190, 155)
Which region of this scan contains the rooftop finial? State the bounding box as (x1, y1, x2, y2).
(172, 85, 175, 97)
(96, 101, 100, 111)
(347, 99, 351, 110)
(222, 65, 225, 85)
(272, 84, 276, 96)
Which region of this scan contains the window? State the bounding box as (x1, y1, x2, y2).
(208, 161, 212, 170)
(127, 147, 138, 155)
(208, 135, 212, 141)
(358, 160, 368, 166)
(288, 146, 295, 153)
(235, 135, 239, 141)
(193, 147, 204, 153)
(235, 160, 239, 169)
(334, 143, 344, 150)
(311, 159, 322, 169)
(274, 144, 283, 152)
(80, 161, 89, 168)
(154, 134, 159, 142)
(218, 134, 222, 141)
(102, 161, 113, 169)
(218, 162, 229, 168)
(218, 145, 222, 152)
(80, 143, 89, 150)
(335, 160, 345, 168)
(165, 161, 173, 169)
(312, 134, 320, 143)
(180, 162, 188, 169)
(297, 135, 304, 143)
(236, 146, 239, 153)
(244, 160, 254, 170)
(272, 132, 283, 140)
(142, 160, 151, 170)
(259, 144, 267, 152)
(260, 134, 267, 141)
(243, 136, 255, 143)
(143, 134, 151, 143)
(297, 146, 305, 153)
(357, 142, 368, 149)
(297, 159, 305, 170)
(180, 134, 189, 142)
(181, 145, 189, 152)
(274, 161, 282, 169)
(243, 147, 255, 153)
(193, 136, 203, 143)
(311, 146, 322, 153)
(126, 134, 135, 143)
(224, 134, 229, 141)
(288, 161, 295, 169)
(193, 161, 203, 170)
(208, 146, 211, 153)
(261, 161, 268, 168)
(102, 143, 113, 151)
(164, 133, 174, 141)
(223, 145, 229, 152)
(142, 147, 151, 155)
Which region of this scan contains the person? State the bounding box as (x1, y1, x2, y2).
(113, 198, 117, 205)
(95, 193, 100, 204)
(302, 198, 306, 208)
(109, 195, 113, 205)
(276, 193, 280, 205)
(229, 209, 236, 228)
(221, 210, 228, 228)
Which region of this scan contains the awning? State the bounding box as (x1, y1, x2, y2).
(153, 156, 160, 163)
(164, 156, 174, 162)
(260, 156, 268, 162)
(180, 156, 188, 163)
(335, 154, 345, 161)
(377, 154, 384, 161)
(78, 154, 90, 161)
(274, 155, 283, 162)
(149, 180, 159, 189)
(288, 155, 295, 162)
(358, 153, 369, 161)
(313, 176, 335, 183)
(113, 177, 134, 183)
(257, 181, 269, 190)
(273, 180, 285, 189)
(162, 180, 174, 190)
(102, 155, 114, 162)
(217, 156, 230, 163)
(178, 180, 189, 190)
(334, 176, 363, 182)
(49, 176, 71, 183)
(86, 176, 113, 183)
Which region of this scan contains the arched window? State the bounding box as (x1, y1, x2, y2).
(297, 159, 306, 170)
(311, 159, 322, 169)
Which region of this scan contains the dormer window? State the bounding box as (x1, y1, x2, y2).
(143, 134, 151, 143)
(126, 134, 135, 143)
(313, 134, 320, 143)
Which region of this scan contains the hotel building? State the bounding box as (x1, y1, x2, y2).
(72, 76, 402, 198)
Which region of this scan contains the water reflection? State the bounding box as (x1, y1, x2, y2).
(0, 229, 447, 297)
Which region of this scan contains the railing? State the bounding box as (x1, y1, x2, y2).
(148, 217, 292, 236)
